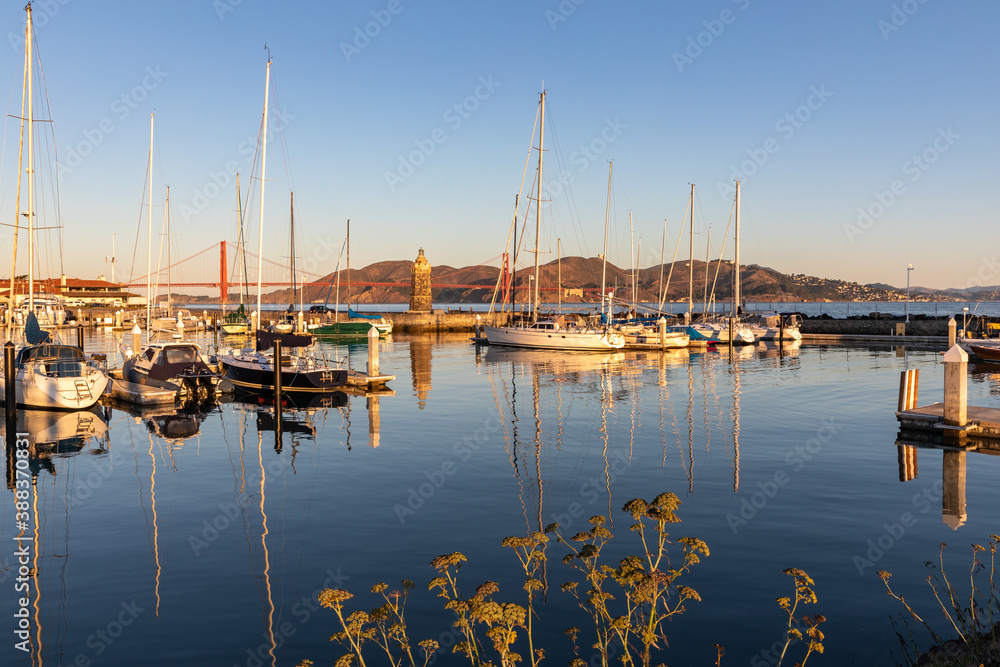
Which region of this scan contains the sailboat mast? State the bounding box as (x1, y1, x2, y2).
(256, 57, 271, 327)
(532, 90, 544, 323)
(236, 173, 246, 307)
(629, 211, 635, 308)
(658, 219, 665, 309)
(688, 183, 694, 317)
(146, 112, 153, 333)
(557, 237, 561, 313)
(734, 180, 741, 315)
(26, 3, 34, 314)
(165, 185, 171, 314)
(7, 12, 28, 340)
(346, 218, 351, 309)
(289, 191, 296, 310)
(602, 161, 612, 319)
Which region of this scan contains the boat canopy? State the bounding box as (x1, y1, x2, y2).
(255, 329, 313, 351)
(348, 307, 383, 320)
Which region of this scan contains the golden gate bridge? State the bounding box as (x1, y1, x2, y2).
(122, 241, 602, 302)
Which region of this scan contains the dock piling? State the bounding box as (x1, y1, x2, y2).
(4, 341, 15, 420)
(658, 317, 667, 350)
(131, 324, 141, 358)
(948, 317, 956, 348)
(898, 368, 919, 412)
(368, 325, 380, 376)
(77, 324, 84, 351)
(943, 345, 968, 427)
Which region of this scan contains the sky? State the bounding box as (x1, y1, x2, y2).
(0, 0, 995, 293)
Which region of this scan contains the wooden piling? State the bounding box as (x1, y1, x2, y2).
(948, 317, 956, 349)
(898, 368, 919, 412)
(131, 325, 142, 358)
(4, 341, 15, 420)
(943, 345, 968, 427)
(368, 325, 380, 376)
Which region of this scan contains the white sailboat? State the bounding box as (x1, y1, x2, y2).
(484, 90, 625, 352)
(0, 4, 109, 410)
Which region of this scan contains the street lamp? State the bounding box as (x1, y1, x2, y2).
(905, 263, 914, 323)
(963, 306, 969, 338)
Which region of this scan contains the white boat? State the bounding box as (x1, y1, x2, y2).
(483, 91, 623, 352)
(0, 6, 110, 411)
(621, 327, 690, 350)
(485, 317, 625, 351)
(1, 314, 110, 410)
(744, 313, 802, 342)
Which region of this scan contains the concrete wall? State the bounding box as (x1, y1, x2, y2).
(389, 310, 511, 333)
(800, 318, 949, 336)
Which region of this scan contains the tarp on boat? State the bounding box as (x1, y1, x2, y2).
(347, 307, 383, 320)
(255, 329, 313, 351)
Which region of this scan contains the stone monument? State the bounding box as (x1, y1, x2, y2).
(409, 248, 432, 312)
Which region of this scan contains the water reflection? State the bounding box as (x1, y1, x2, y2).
(410, 334, 432, 409)
(894, 439, 974, 530)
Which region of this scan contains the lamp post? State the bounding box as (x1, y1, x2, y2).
(905, 263, 914, 322)
(962, 306, 969, 338)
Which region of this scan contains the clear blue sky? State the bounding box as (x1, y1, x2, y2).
(0, 0, 995, 292)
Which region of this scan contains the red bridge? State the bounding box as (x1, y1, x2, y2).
(123, 241, 600, 302)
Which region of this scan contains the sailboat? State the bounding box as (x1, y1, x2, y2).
(0, 4, 110, 411)
(484, 91, 625, 352)
(311, 219, 393, 338)
(668, 183, 754, 345)
(217, 55, 347, 394)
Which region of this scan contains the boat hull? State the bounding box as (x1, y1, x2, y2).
(483, 325, 625, 351)
(312, 319, 392, 337)
(218, 353, 348, 392)
(622, 330, 689, 350)
(0, 364, 108, 410)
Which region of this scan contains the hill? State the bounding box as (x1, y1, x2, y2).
(250, 257, 924, 306)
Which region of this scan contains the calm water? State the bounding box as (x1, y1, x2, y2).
(3, 330, 1000, 666)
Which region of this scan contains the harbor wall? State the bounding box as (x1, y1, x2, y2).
(799, 317, 950, 337)
(27, 307, 967, 337)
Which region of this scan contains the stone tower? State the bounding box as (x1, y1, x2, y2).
(409, 248, 432, 312)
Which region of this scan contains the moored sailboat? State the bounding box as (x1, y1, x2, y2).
(0, 4, 110, 411)
(217, 54, 347, 393)
(483, 90, 624, 352)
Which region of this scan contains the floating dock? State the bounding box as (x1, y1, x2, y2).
(103, 377, 177, 406)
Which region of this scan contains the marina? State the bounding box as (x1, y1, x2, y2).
(4, 324, 1000, 665)
(0, 0, 993, 663)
